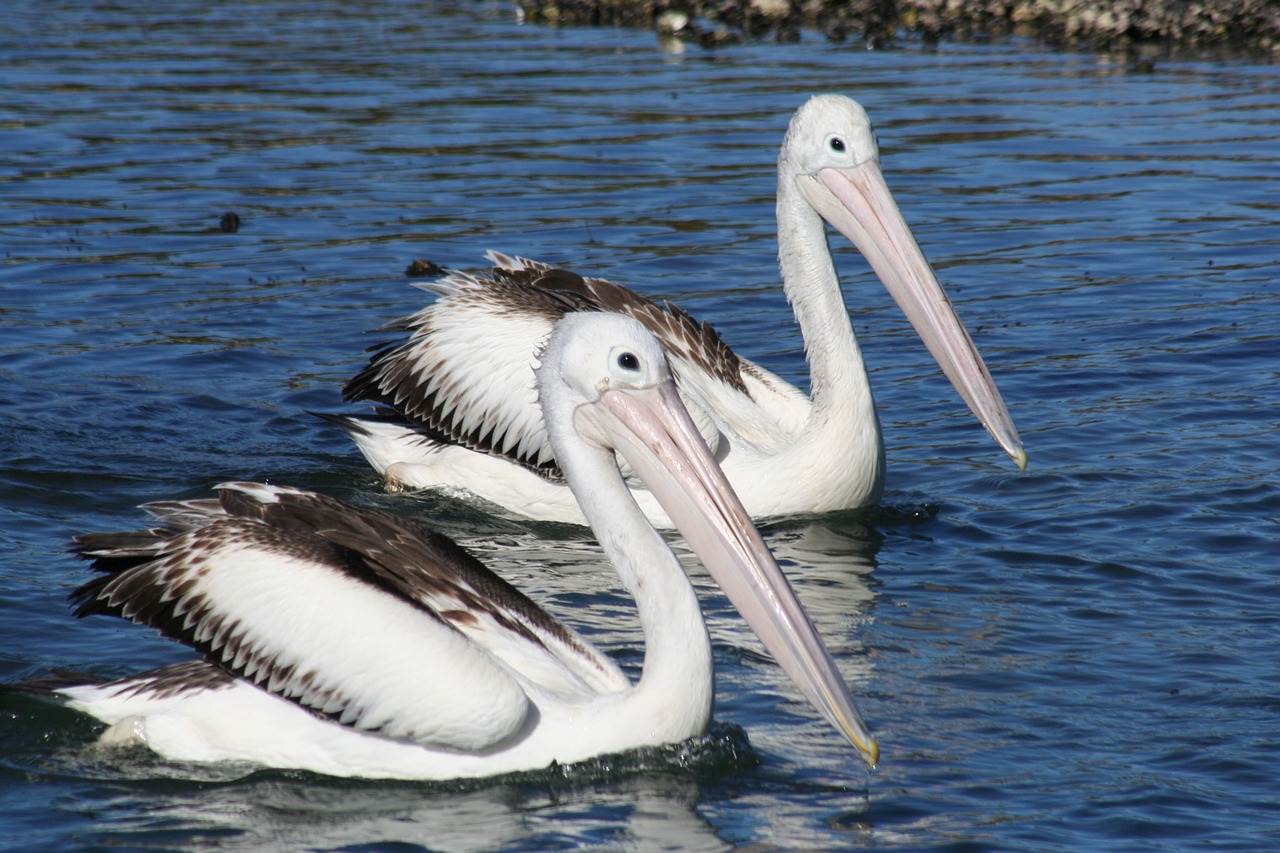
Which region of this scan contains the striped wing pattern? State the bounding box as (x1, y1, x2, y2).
(343, 252, 750, 481)
(70, 483, 626, 752)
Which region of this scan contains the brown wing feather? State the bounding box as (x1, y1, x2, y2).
(484, 254, 747, 394)
(70, 484, 617, 731)
(341, 254, 748, 481)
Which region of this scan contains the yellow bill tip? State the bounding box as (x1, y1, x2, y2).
(860, 736, 880, 769)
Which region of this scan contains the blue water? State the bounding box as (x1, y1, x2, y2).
(3, 1, 1280, 849)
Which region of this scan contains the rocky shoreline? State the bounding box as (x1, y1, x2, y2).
(516, 0, 1280, 59)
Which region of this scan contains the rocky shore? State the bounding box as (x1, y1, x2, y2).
(516, 0, 1280, 58)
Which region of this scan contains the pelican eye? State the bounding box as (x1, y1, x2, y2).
(617, 352, 640, 371)
(828, 136, 846, 153)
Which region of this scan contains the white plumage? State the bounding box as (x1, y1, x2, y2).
(50, 313, 877, 780)
(332, 95, 1024, 526)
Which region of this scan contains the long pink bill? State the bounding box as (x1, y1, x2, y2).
(597, 379, 879, 768)
(800, 159, 1027, 470)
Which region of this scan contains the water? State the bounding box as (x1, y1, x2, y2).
(2, 0, 1279, 849)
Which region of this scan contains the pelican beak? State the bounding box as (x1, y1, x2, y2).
(798, 159, 1026, 471)
(596, 379, 879, 768)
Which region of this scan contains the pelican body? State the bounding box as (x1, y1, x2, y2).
(333, 95, 1024, 526)
(46, 313, 876, 780)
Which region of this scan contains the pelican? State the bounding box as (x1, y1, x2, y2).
(330, 94, 1024, 527)
(43, 313, 876, 780)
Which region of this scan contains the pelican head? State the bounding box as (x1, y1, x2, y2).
(539, 312, 879, 767)
(782, 94, 1026, 470)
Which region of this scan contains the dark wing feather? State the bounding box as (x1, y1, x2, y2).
(69, 483, 623, 749)
(484, 255, 746, 395)
(341, 253, 747, 481)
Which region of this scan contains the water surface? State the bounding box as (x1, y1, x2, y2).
(2, 1, 1279, 850)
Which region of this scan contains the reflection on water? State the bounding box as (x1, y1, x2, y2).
(69, 773, 724, 852)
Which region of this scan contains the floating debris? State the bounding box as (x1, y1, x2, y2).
(405, 258, 446, 277)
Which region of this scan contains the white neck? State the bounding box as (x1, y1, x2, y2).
(556, 433, 714, 741)
(776, 176, 885, 477)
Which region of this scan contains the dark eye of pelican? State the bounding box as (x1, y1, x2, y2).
(617, 351, 639, 371)
(829, 136, 846, 153)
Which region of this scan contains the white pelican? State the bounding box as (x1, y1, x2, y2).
(46, 313, 877, 780)
(330, 94, 1024, 527)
